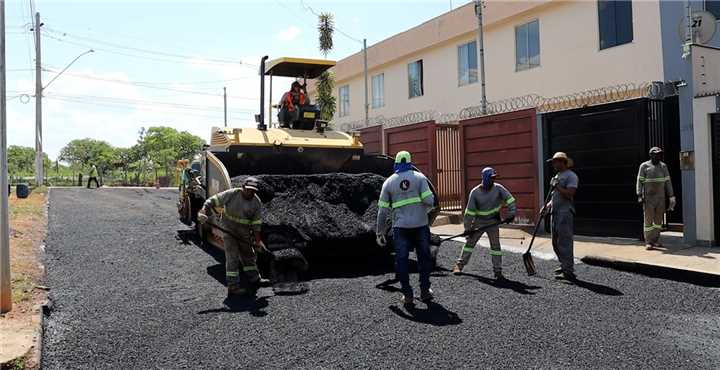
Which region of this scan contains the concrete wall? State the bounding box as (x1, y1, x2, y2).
(692, 96, 718, 244)
(332, 0, 665, 127)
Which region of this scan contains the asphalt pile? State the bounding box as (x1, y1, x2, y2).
(231, 173, 385, 247)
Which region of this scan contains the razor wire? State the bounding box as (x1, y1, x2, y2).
(333, 81, 679, 131)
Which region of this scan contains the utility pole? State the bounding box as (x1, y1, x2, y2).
(34, 12, 43, 186)
(363, 39, 369, 128)
(223, 86, 227, 127)
(474, 0, 487, 115)
(1, 0, 13, 313)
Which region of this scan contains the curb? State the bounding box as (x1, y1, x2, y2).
(581, 255, 720, 288)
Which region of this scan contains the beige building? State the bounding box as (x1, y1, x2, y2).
(329, 0, 667, 130)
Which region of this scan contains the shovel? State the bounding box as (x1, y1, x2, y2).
(436, 218, 512, 244)
(209, 223, 274, 259)
(523, 186, 555, 276)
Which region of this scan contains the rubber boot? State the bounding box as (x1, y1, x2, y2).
(420, 288, 434, 303)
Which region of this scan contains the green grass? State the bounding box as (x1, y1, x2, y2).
(11, 274, 34, 304)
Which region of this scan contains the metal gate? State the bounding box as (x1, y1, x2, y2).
(543, 99, 648, 238)
(435, 124, 462, 210)
(358, 125, 382, 155)
(647, 96, 682, 224)
(384, 121, 437, 183)
(460, 109, 539, 224)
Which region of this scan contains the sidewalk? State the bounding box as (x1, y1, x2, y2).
(431, 224, 720, 282)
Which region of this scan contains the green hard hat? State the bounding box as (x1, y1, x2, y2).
(395, 151, 412, 164)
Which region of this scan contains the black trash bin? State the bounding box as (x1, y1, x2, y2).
(16, 183, 30, 199)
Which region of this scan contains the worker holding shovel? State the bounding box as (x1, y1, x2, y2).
(452, 167, 516, 280)
(197, 177, 268, 298)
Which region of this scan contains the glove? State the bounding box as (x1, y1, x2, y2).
(254, 239, 270, 254)
(197, 211, 208, 224)
(637, 196, 644, 204)
(376, 234, 387, 247)
(669, 196, 676, 211)
(503, 215, 515, 224)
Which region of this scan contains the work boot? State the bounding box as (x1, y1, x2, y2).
(420, 288, 434, 303)
(452, 263, 463, 275)
(554, 267, 563, 275)
(645, 244, 655, 251)
(400, 293, 414, 306)
(258, 277, 271, 287)
(555, 271, 577, 282)
(494, 271, 506, 281)
(227, 284, 245, 297)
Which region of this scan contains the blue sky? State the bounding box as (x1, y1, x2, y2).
(5, 0, 460, 160)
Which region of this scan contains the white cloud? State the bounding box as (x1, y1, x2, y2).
(276, 26, 301, 42)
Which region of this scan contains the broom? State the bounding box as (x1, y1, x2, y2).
(522, 186, 555, 276)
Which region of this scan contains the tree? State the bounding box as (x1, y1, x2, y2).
(316, 12, 337, 123)
(58, 138, 116, 176)
(7, 146, 35, 177)
(140, 126, 204, 180)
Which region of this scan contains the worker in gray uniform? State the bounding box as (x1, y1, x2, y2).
(636, 147, 675, 250)
(376, 151, 436, 306)
(547, 152, 579, 282)
(452, 167, 516, 280)
(197, 177, 267, 297)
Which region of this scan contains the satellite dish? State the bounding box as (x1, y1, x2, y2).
(678, 10, 718, 44)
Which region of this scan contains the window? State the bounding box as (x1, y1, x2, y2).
(598, 0, 634, 50)
(706, 0, 720, 19)
(515, 20, 540, 71)
(371, 73, 384, 108)
(338, 85, 350, 117)
(408, 60, 424, 98)
(457, 41, 478, 86)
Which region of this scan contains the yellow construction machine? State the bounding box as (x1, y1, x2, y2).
(178, 57, 439, 288)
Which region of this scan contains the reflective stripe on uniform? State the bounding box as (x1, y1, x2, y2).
(489, 250, 503, 256)
(378, 200, 391, 208)
(421, 190, 433, 199)
(243, 265, 258, 272)
(505, 196, 516, 205)
(223, 212, 262, 225)
(462, 245, 474, 253)
(226, 271, 239, 277)
(392, 197, 422, 208)
(465, 205, 502, 216)
(644, 224, 663, 232)
(211, 197, 219, 207)
(644, 177, 670, 183)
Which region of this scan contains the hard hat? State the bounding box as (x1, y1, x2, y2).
(649, 147, 663, 155)
(546, 152, 574, 167)
(395, 151, 412, 164)
(243, 177, 259, 191)
(481, 167, 497, 178)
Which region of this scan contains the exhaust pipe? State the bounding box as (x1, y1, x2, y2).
(257, 56, 269, 131)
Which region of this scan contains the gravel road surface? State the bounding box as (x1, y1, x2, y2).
(42, 188, 720, 369)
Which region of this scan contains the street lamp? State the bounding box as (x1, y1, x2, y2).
(34, 48, 94, 186)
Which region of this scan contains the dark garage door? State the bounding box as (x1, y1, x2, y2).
(543, 100, 648, 238)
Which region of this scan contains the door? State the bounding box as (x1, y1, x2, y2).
(712, 113, 720, 244)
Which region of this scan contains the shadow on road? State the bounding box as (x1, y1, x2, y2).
(389, 302, 462, 326)
(572, 278, 624, 296)
(459, 272, 542, 295)
(197, 296, 270, 317)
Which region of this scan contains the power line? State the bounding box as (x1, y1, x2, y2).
(46, 92, 255, 114)
(42, 27, 259, 68)
(45, 96, 244, 121)
(41, 67, 259, 100)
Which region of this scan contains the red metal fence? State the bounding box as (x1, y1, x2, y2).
(460, 109, 539, 223)
(384, 121, 437, 183)
(358, 125, 382, 155)
(435, 125, 463, 210)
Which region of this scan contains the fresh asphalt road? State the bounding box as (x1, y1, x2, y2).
(42, 188, 720, 369)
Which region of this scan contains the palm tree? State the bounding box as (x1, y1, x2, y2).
(317, 12, 336, 123)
